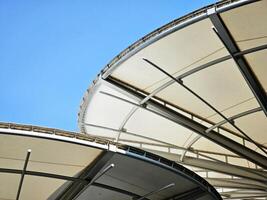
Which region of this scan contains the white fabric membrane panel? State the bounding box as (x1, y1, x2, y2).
(209, 97, 267, 154)
(231, 111, 267, 148)
(119, 132, 166, 145)
(208, 97, 258, 126)
(221, 0, 267, 51)
(245, 49, 267, 92)
(207, 172, 231, 179)
(227, 156, 252, 168)
(207, 98, 265, 154)
(157, 82, 216, 119)
(0, 134, 102, 176)
(181, 131, 199, 148)
(183, 59, 254, 118)
(208, 97, 259, 144)
(156, 59, 253, 121)
(0, 173, 20, 200)
(111, 19, 229, 91)
(84, 125, 119, 140)
(123, 108, 194, 147)
(145, 47, 229, 94)
(192, 136, 236, 157)
(84, 84, 137, 139)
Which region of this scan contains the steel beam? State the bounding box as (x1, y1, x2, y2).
(105, 78, 267, 169)
(209, 12, 267, 116)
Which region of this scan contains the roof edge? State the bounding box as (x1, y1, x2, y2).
(78, 0, 258, 131)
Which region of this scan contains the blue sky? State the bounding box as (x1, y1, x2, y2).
(0, 0, 216, 131)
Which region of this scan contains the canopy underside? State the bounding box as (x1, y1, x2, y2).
(0, 123, 219, 200)
(79, 0, 267, 199)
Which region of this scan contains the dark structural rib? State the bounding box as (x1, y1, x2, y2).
(143, 58, 267, 156)
(209, 12, 267, 117)
(106, 77, 267, 169)
(16, 149, 31, 200)
(55, 151, 114, 200)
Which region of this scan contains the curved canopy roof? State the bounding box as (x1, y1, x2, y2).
(0, 122, 220, 200)
(78, 0, 267, 199)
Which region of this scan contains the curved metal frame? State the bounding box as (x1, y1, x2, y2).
(100, 0, 258, 79)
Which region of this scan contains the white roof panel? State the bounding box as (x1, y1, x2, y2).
(221, 0, 267, 50)
(245, 49, 267, 92)
(0, 134, 102, 176)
